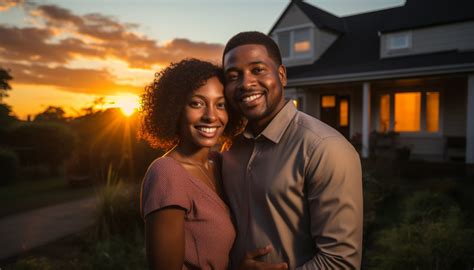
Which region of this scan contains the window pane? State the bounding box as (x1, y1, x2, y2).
(339, 99, 348, 127)
(426, 92, 439, 132)
(379, 94, 390, 133)
(278, 31, 290, 58)
(293, 28, 311, 55)
(394, 92, 421, 132)
(389, 33, 410, 49)
(322, 95, 336, 108)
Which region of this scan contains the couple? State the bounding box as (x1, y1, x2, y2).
(140, 31, 363, 270)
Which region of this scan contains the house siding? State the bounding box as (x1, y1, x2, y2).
(274, 4, 312, 29)
(381, 20, 474, 58)
(444, 88, 467, 136)
(315, 29, 338, 60)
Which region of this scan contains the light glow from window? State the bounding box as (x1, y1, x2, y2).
(426, 92, 439, 132)
(339, 99, 348, 127)
(294, 41, 310, 53)
(394, 92, 421, 132)
(322, 96, 336, 108)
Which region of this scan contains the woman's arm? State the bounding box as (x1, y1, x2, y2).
(145, 206, 186, 270)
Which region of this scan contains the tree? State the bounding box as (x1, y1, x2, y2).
(34, 106, 67, 122)
(7, 122, 78, 176)
(0, 67, 13, 103)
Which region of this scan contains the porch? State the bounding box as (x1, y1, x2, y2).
(285, 73, 474, 164)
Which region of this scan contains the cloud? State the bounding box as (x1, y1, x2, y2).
(2, 61, 142, 95)
(0, 2, 223, 95)
(0, 0, 24, 12)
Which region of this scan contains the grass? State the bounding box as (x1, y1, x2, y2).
(0, 177, 95, 218)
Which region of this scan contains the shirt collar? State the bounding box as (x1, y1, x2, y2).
(242, 101, 297, 143)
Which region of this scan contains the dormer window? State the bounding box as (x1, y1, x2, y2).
(388, 32, 412, 50)
(274, 26, 313, 60)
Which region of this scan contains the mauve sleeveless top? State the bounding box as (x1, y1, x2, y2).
(141, 156, 235, 270)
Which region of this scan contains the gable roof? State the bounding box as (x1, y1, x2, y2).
(269, 0, 345, 34)
(278, 0, 474, 86)
(381, 0, 474, 32)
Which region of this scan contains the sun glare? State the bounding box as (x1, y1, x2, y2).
(114, 94, 140, 117)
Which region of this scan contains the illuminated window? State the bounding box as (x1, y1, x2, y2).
(394, 92, 421, 132)
(339, 99, 349, 127)
(379, 94, 390, 132)
(426, 92, 439, 132)
(322, 96, 336, 108)
(379, 91, 440, 133)
(275, 27, 312, 59)
(293, 28, 311, 55)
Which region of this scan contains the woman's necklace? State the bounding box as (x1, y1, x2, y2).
(174, 158, 217, 192)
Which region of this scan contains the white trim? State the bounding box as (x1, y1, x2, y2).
(362, 83, 371, 158)
(286, 63, 474, 87)
(466, 74, 474, 164)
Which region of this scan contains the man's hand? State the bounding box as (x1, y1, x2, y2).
(239, 245, 288, 270)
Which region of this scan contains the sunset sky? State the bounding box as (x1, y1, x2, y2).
(0, 0, 404, 119)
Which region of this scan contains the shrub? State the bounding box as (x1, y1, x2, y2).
(83, 234, 147, 270)
(12, 256, 53, 270)
(93, 166, 142, 239)
(0, 148, 19, 185)
(368, 191, 474, 270)
(7, 122, 77, 176)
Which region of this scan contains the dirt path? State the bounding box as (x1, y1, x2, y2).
(0, 196, 97, 260)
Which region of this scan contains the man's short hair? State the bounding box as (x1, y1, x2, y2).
(223, 31, 282, 66)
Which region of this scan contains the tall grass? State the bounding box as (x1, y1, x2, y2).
(93, 165, 142, 239)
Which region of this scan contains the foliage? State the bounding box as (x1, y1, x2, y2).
(34, 106, 67, 122)
(84, 165, 146, 269)
(7, 121, 78, 176)
(82, 233, 147, 270)
(0, 67, 13, 101)
(368, 191, 474, 270)
(11, 256, 53, 270)
(0, 148, 19, 185)
(93, 165, 142, 239)
(69, 108, 162, 181)
(0, 103, 18, 144)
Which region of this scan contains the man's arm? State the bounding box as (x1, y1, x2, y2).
(298, 136, 363, 270)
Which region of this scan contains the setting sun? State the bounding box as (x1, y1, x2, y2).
(114, 94, 140, 117)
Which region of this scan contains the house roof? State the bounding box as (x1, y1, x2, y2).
(268, 0, 345, 34)
(380, 0, 474, 32)
(279, 0, 474, 86)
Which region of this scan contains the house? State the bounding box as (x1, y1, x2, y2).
(269, 0, 474, 164)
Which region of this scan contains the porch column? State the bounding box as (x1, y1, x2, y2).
(362, 82, 371, 158)
(466, 74, 474, 164)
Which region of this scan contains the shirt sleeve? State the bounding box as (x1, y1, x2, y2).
(140, 159, 192, 219)
(298, 136, 363, 270)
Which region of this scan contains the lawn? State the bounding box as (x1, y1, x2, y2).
(0, 177, 95, 218)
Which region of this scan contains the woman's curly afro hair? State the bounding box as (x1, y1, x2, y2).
(140, 58, 244, 150)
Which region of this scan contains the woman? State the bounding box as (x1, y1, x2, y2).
(140, 58, 243, 269)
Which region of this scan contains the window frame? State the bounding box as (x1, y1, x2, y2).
(387, 31, 412, 50)
(376, 88, 443, 137)
(273, 24, 314, 61)
(285, 88, 306, 112)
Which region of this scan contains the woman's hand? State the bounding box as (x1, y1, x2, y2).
(239, 245, 288, 270)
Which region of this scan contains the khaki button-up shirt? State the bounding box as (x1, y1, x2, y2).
(223, 102, 363, 269)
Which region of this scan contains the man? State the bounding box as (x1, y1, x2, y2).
(222, 31, 363, 269)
